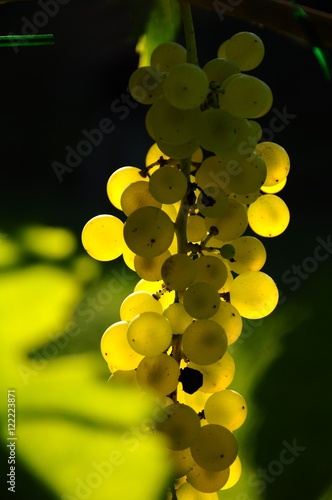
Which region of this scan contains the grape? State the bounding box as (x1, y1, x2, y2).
(261, 177, 287, 194)
(226, 152, 267, 195)
(134, 251, 171, 281)
(81, 214, 125, 261)
(163, 63, 209, 110)
(228, 236, 266, 274)
(123, 206, 175, 258)
(217, 39, 229, 58)
(205, 199, 248, 241)
(187, 215, 208, 243)
(256, 141, 290, 186)
(150, 42, 187, 72)
(182, 319, 228, 365)
(230, 271, 279, 319)
(183, 282, 221, 319)
(219, 244, 236, 260)
(136, 353, 180, 396)
(149, 166, 188, 204)
(128, 66, 164, 104)
(169, 447, 195, 478)
(187, 461, 230, 493)
(120, 291, 163, 321)
(197, 186, 229, 218)
(177, 383, 209, 412)
(190, 424, 238, 471)
(100, 321, 143, 370)
(156, 137, 200, 160)
(176, 482, 219, 500)
(203, 57, 240, 85)
(193, 255, 228, 289)
(248, 194, 290, 237)
(216, 118, 257, 162)
(195, 108, 237, 154)
(229, 190, 260, 205)
(122, 243, 136, 271)
(225, 31, 265, 71)
(107, 166, 147, 210)
(220, 74, 273, 118)
(147, 95, 200, 145)
(248, 119, 262, 141)
(221, 455, 242, 490)
(127, 311, 172, 356)
(145, 142, 169, 167)
(189, 351, 235, 393)
(107, 369, 139, 388)
(163, 303, 193, 334)
(161, 253, 196, 291)
(204, 390, 247, 431)
(134, 278, 176, 310)
(156, 403, 201, 450)
(210, 301, 242, 346)
(120, 181, 161, 215)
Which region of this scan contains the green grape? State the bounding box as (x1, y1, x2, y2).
(134, 250, 171, 281)
(217, 39, 229, 58)
(261, 177, 287, 194)
(120, 180, 161, 215)
(156, 137, 200, 160)
(225, 31, 265, 71)
(197, 186, 229, 218)
(229, 190, 260, 205)
(128, 66, 164, 104)
(150, 41, 187, 72)
(182, 319, 227, 365)
(255, 141, 290, 186)
(210, 301, 242, 346)
(248, 119, 262, 141)
(156, 403, 201, 450)
(187, 215, 208, 243)
(189, 351, 235, 393)
(136, 353, 180, 396)
(219, 244, 236, 260)
(195, 108, 237, 154)
(127, 311, 172, 356)
(149, 166, 188, 204)
(226, 152, 267, 195)
(107, 166, 147, 210)
(163, 63, 209, 110)
(100, 321, 143, 370)
(134, 278, 176, 310)
(123, 206, 175, 258)
(204, 390, 247, 431)
(230, 271, 279, 319)
(177, 383, 209, 412)
(81, 214, 125, 261)
(107, 369, 139, 388)
(147, 95, 200, 145)
(183, 282, 221, 319)
(205, 199, 248, 241)
(221, 455, 242, 490)
(161, 253, 196, 291)
(193, 255, 228, 289)
(216, 118, 257, 162)
(176, 482, 219, 500)
(203, 57, 240, 85)
(248, 194, 290, 237)
(191, 424, 238, 472)
(120, 290, 163, 321)
(228, 236, 266, 274)
(163, 303, 193, 334)
(169, 447, 195, 478)
(187, 461, 230, 493)
(220, 74, 273, 119)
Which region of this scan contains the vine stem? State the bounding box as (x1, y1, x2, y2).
(178, 0, 199, 66)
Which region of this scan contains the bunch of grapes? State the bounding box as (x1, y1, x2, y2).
(81, 31, 290, 499)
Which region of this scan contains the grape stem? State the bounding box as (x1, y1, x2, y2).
(170, 482, 178, 500)
(178, 0, 199, 66)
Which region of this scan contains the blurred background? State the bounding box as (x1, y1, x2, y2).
(0, 1, 332, 499)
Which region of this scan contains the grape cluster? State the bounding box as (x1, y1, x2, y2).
(81, 32, 291, 498)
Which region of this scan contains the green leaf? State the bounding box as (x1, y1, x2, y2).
(136, 0, 181, 67)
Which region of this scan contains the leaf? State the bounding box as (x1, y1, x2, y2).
(136, 0, 181, 67)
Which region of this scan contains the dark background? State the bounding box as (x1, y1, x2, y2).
(1, 1, 332, 499)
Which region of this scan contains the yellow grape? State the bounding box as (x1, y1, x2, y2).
(256, 141, 290, 186)
(163, 303, 193, 334)
(136, 353, 180, 396)
(100, 321, 143, 370)
(127, 311, 172, 356)
(193, 255, 228, 289)
(182, 319, 228, 365)
(120, 290, 163, 321)
(120, 181, 161, 215)
(183, 282, 221, 319)
(81, 214, 125, 261)
(169, 447, 195, 478)
(228, 235, 266, 274)
(204, 389, 247, 431)
(205, 199, 248, 241)
(221, 455, 242, 490)
(134, 251, 171, 281)
(161, 253, 196, 291)
(210, 301, 242, 345)
(187, 215, 208, 243)
(106, 166, 147, 210)
(189, 351, 235, 393)
(248, 194, 290, 237)
(190, 424, 238, 471)
(149, 166, 188, 204)
(187, 461, 230, 493)
(225, 31, 265, 71)
(156, 403, 201, 450)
